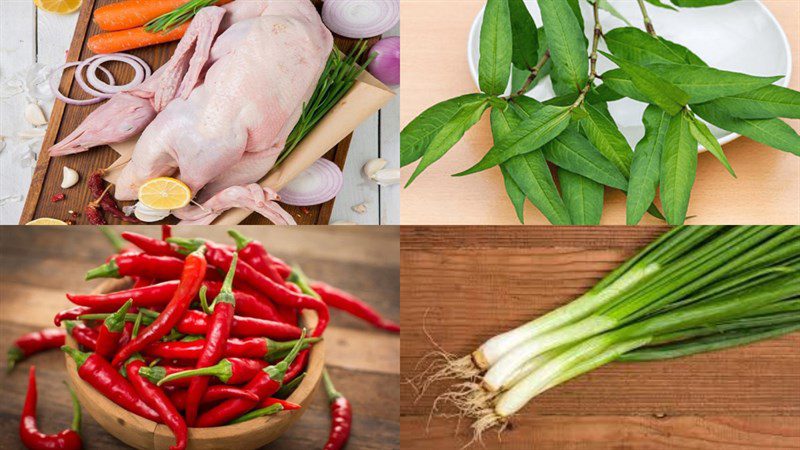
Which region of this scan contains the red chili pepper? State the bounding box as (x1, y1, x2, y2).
(20, 366, 82, 450)
(64, 321, 98, 351)
(141, 358, 267, 387)
(322, 369, 351, 450)
(274, 373, 306, 399)
(169, 385, 260, 410)
(61, 346, 160, 422)
(55, 306, 94, 326)
(126, 358, 186, 450)
(194, 329, 307, 427)
(228, 230, 283, 283)
(7, 328, 66, 373)
(122, 232, 181, 257)
(87, 169, 140, 224)
(183, 254, 239, 425)
(95, 300, 133, 359)
(117, 321, 134, 349)
(312, 281, 400, 333)
(85, 254, 187, 281)
(143, 336, 319, 361)
(259, 397, 301, 411)
(176, 310, 302, 340)
(111, 247, 207, 367)
(161, 225, 172, 240)
(85, 196, 107, 225)
(203, 281, 281, 322)
(284, 351, 308, 384)
(269, 255, 291, 279)
(51, 192, 66, 203)
(132, 277, 154, 288)
(169, 240, 329, 337)
(67, 280, 180, 310)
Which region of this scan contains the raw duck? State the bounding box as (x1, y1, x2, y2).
(173, 183, 295, 224)
(48, 0, 333, 211)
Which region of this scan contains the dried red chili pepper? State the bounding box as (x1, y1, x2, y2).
(67, 280, 180, 310)
(169, 385, 260, 410)
(140, 358, 267, 387)
(85, 254, 186, 281)
(85, 195, 107, 225)
(176, 310, 302, 340)
(228, 230, 283, 283)
(61, 346, 160, 422)
(311, 281, 400, 333)
(182, 253, 239, 425)
(87, 169, 140, 224)
(322, 369, 351, 450)
(126, 357, 186, 450)
(20, 366, 83, 450)
(7, 328, 65, 373)
(95, 300, 132, 359)
(194, 329, 307, 427)
(168, 240, 329, 337)
(122, 232, 181, 257)
(111, 247, 207, 367)
(51, 192, 65, 203)
(64, 321, 98, 351)
(143, 336, 319, 361)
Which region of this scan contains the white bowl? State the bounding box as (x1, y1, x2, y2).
(467, 0, 792, 151)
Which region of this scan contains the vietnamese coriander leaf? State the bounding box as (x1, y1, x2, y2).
(492, 106, 570, 224)
(687, 114, 736, 177)
(579, 102, 634, 177)
(660, 110, 698, 225)
(406, 99, 490, 186)
(669, 0, 738, 7)
(627, 105, 672, 225)
(539, 0, 588, 96)
(698, 85, 800, 119)
(542, 128, 629, 190)
(400, 94, 489, 167)
(601, 51, 689, 115)
(558, 167, 604, 225)
(478, 0, 513, 95)
(643, 0, 678, 11)
(508, 0, 538, 70)
(455, 105, 571, 175)
(603, 27, 686, 65)
(501, 165, 527, 223)
(594, 0, 632, 26)
(691, 103, 800, 157)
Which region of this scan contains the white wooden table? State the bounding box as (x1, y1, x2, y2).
(0, 2, 399, 225)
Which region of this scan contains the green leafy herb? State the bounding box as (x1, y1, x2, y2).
(145, 0, 218, 33)
(594, 0, 632, 26)
(558, 168, 604, 225)
(627, 105, 672, 225)
(579, 102, 633, 177)
(542, 128, 628, 191)
(501, 165, 527, 223)
(539, 0, 588, 95)
(698, 85, 800, 119)
(478, 0, 513, 95)
(691, 103, 800, 157)
(278, 42, 374, 166)
(669, 0, 738, 7)
(601, 51, 689, 115)
(643, 0, 678, 11)
(687, 114, 736, 177)
(603, 27, 687, 65)
(660, 111, 698, 224)
(508, 0, 538, 70)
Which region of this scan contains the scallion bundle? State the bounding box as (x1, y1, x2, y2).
(415, 226, 800, 442)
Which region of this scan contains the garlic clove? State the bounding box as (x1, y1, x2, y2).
(351, 203, 367, 214)
(24, 102, 48, 127)
(371, 168, 400, 186)
(61, 166, 79, 189)
(362, 158, 387, 179)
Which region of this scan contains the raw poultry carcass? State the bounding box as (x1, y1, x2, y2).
(173, 184, 295, 224)
(49, 0, 333, 210)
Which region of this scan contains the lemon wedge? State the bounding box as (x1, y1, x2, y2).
(26, 218, 68, 225)
(34, 0, 82, 15)
(138, 177, 192, 210)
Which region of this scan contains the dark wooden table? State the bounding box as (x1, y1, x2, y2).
(400, 226, 800, 449)
(0, 226, 399, 449)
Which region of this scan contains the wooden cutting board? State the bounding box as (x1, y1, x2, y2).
(400, 226, 800, 449)
(20, 0, 368, 225)
(0, 225, 400, 449)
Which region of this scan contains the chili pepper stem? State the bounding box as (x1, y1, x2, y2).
(264, 329, 307, 382)
(64, 381, 82, 432)
(228, 229, 252, 250)
(99, 227, 127, 252)
(288, 266, 321, 300)
(61, 345, 89, 366)
(322, 368, 342, 401)
(229, 403, 284, 424)
(85, 260, 120, 280)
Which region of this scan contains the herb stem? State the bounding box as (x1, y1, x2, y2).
(511, 50, 551, 97)
(637, 0, 657, 36)
(569, 0, 603, 110)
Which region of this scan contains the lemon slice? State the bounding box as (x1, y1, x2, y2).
(34, 0, 82, 15)
(138, 177, 192, 210)
(26, 218, 68, 225)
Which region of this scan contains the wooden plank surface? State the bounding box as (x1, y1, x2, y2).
(399, 0, 800, 225)
(17, 0, 365, 225)
(0, 226, 400, 449)
(400, 226, 800, 449)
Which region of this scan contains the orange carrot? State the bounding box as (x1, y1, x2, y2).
(94, 0, 233, 32)
(94, 0, 190, 32)
(87, 23, 190, 54)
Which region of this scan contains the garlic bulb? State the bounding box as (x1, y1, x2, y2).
(24, 103, 47, 127)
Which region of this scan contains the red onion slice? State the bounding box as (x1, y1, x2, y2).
(87, 55, 146, 94)
(49, 62, 107, 106)
(368, 36, 400, 86)
(278, 158, 344, 206)
(48, 52, 152, 106)
(322, 0, 400, 39)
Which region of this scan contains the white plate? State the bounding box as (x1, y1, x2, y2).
(467, 0, 792, 151)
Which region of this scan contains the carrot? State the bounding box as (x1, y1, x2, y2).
(94, 0, 190, 32)
(87, 23, 190, 54)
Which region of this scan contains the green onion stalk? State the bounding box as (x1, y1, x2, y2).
(416, 226, 800, 440)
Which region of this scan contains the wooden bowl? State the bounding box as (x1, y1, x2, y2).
(64, 279, 325, 450)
